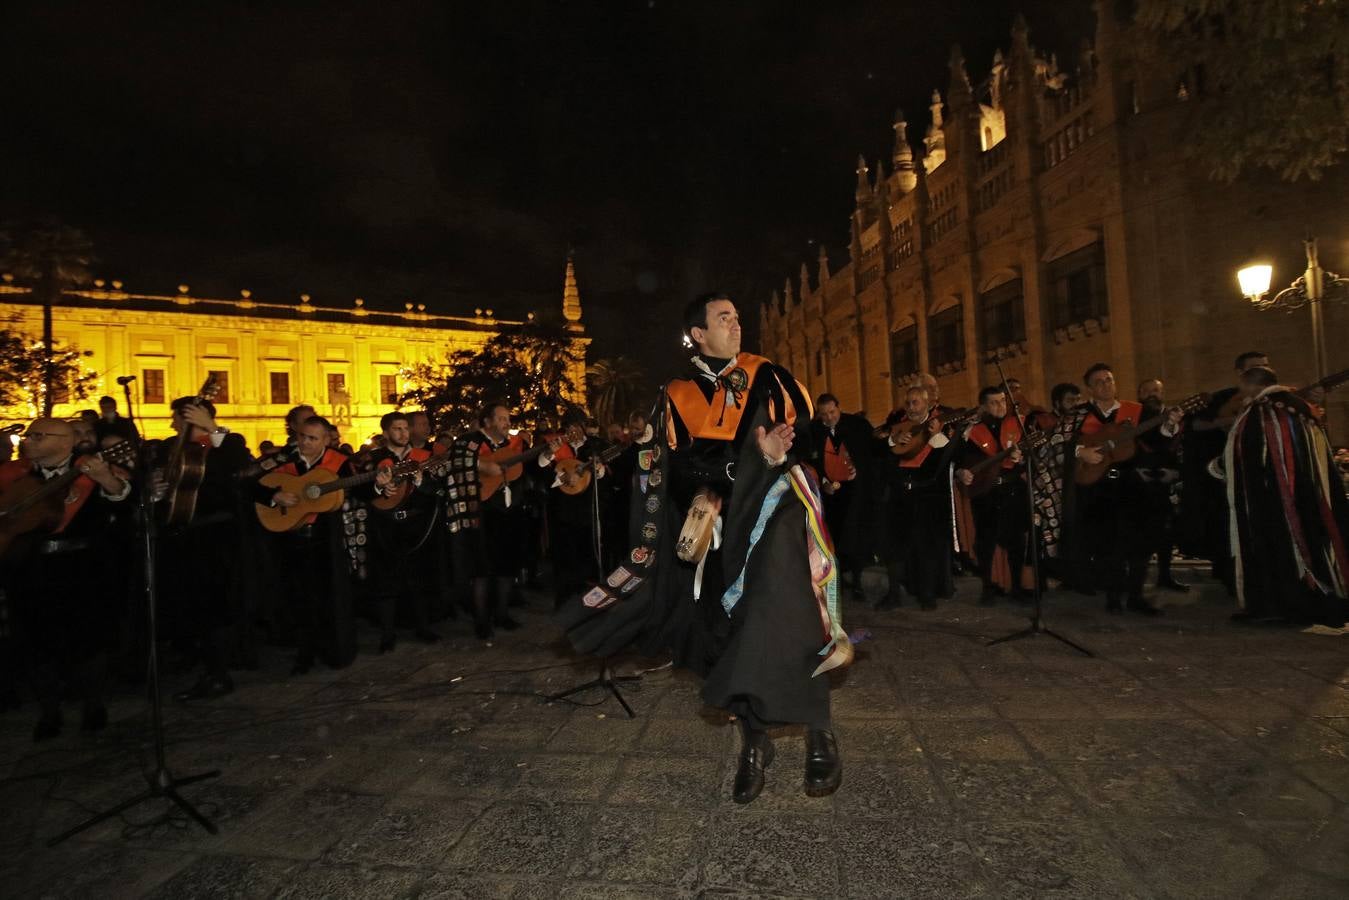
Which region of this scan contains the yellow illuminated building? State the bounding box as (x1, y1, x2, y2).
(0, 262, 588, 449)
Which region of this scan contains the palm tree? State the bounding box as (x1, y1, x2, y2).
(586, 356, 647, 428)
(1, 220, 94, 414)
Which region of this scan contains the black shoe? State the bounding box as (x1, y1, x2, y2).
(290, 655, 314, 676)
(33, 712, 62, 742)
(414, 627, 441, 644)
(80, 702, 108, 734)
(875, 595, 903, 611)
(732, 728, 775, 804)
(979, 586, 997, 607)
(1157, 578, 1191, 594)
(379, 632, 397, 654)
(804, 729, 842, 797)
(493, 615, 522, 632)
(919, 600, 937, 611)
(1106, 593, 1123, 614)
(474, 622, 495, 641)
(174, 674, 234, 703)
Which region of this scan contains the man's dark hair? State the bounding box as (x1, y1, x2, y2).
(78, 409, 99, 423)
(1241, 365, 1278, 387)
(380, 411, 409, 431)
(300, 414, 332, 432)
(1051, 382, 1081, 408)
(978, 385, 1006, 404)
(98, 395, 114, 406)
(478, 401, 508, 426)
(683, 291, 732, 340)
(171, 395, 217, 418)
(627, 409, 648, 425)
(562, 408, 587, 428)
(407, 410, 429, 423)
(816, 392, 840, 407)
(1235, 350, 1268, 371)
(1083, 362, 1113, 385)
(286, 404, 316, 425)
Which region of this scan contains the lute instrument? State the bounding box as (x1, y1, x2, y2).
(162, 374, 222, 526)
(676, 487, 722, 564)
(0, 439, 138, 556)
(554, 442, 626, 495)
(1074, 393, 1208, 485)
(887, 407, 978, 459)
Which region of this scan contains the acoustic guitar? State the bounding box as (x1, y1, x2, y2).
(255, 455, 429, 532)
(1211, 366, 1349, 426)
(554, 443, 626, 496)
(1074, 393, 1208, 485)
(0, 439, 139, 556)
(478, 440, 557, 502)
(163, 374, 223, 526)
(962, 430, 1049, 499)
(367, 450, 453, 512)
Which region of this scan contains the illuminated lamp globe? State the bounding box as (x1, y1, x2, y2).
(1237, 263, 1272, 300)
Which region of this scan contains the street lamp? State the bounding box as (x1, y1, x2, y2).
(1238, 236, 1348, 386)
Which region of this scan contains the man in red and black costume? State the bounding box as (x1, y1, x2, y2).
(561, 293, 849, 805)
(153, 395, 253, 701)
(1136, 379, 1189, 594)
(878, 385, 957, 611)
(807, 393, 876, 601)
(955, 385, 1030, 605)
(1062, 363, 1176, 615)
(539, 410, 611, 609)
(446, 402, 532, 639)
(1, 418, 132, 740)
(361, 411, 445, 653)
(254, 415, 356, 674)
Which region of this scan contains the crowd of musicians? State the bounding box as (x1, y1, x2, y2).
(0, 345, 1346, 742)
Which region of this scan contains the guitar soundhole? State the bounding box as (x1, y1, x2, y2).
(303, 484, 322, 500)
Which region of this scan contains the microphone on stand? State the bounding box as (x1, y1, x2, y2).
(116, 375, 138, 386)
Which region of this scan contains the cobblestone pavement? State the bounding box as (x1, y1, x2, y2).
(4, 569, 1349, 899)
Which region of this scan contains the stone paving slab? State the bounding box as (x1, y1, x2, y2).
(3, 571, 1349, 897)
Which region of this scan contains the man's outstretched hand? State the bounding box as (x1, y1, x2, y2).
(756, 423, 794, 465)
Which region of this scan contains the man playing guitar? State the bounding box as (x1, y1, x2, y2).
(256, 415, 358, 674)
(955, 386, 1030, 605)
(361, 411, 445, 652)
(1, 418, 131, 740)
(539, 410, 609, 609)
(153, 395, 254, 702)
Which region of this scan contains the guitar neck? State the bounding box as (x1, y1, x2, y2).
(316, 468, 377, 495)
(490, 444, 550, 468)
(1297, 368, 1349, 399)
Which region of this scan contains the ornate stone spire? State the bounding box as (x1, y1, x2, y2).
(800, 262, 812, 297)
(562, 254, 582, 326)
(923, 90, 947, 172)
(892, 108, 917, 195)
(854, 154, 872, 206)
(818, 244, 831, 283)
(783, 277, 794, 308)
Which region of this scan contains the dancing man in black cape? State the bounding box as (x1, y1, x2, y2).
(558, 292, 850, 804)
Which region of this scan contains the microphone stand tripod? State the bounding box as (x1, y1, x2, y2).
(48, 417, 221, 845)
(984, 357, 1093, 657)
(546, 446, 641, 718)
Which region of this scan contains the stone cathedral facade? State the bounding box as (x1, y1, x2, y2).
(759, 3, 1349, 439)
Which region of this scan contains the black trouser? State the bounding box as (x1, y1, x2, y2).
(972, 477, 1029, 592)
(1078, 474, 1150, 601)
(366, 510, 443, 635)
(273, 524, 354, 666)
(160, 518, 240, 680)
(823, 483, 866, 586)
(882, 486, 950, 604)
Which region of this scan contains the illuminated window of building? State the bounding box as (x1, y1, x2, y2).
(1048, 242, 1109, 328)
(379, 374, 398, 405)
(927, 305, 964, 370)
(979, 279, 1026, 350)
(143, 369, 165, 404)
(207, 370, 230, 403)
(327, 373, 348, 403)
(889, 325, 918, 382)
(269, 371, 290, 405)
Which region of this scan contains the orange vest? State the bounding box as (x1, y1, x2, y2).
(665, 353, 808, 446)
(968, 416, 1025, 470)
(376, 446, 431, 469)
(1079, 400, 1142, 436)
(823, 435, 855, 483)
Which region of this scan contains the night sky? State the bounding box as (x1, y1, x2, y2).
(5, 0, 1091, 385)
